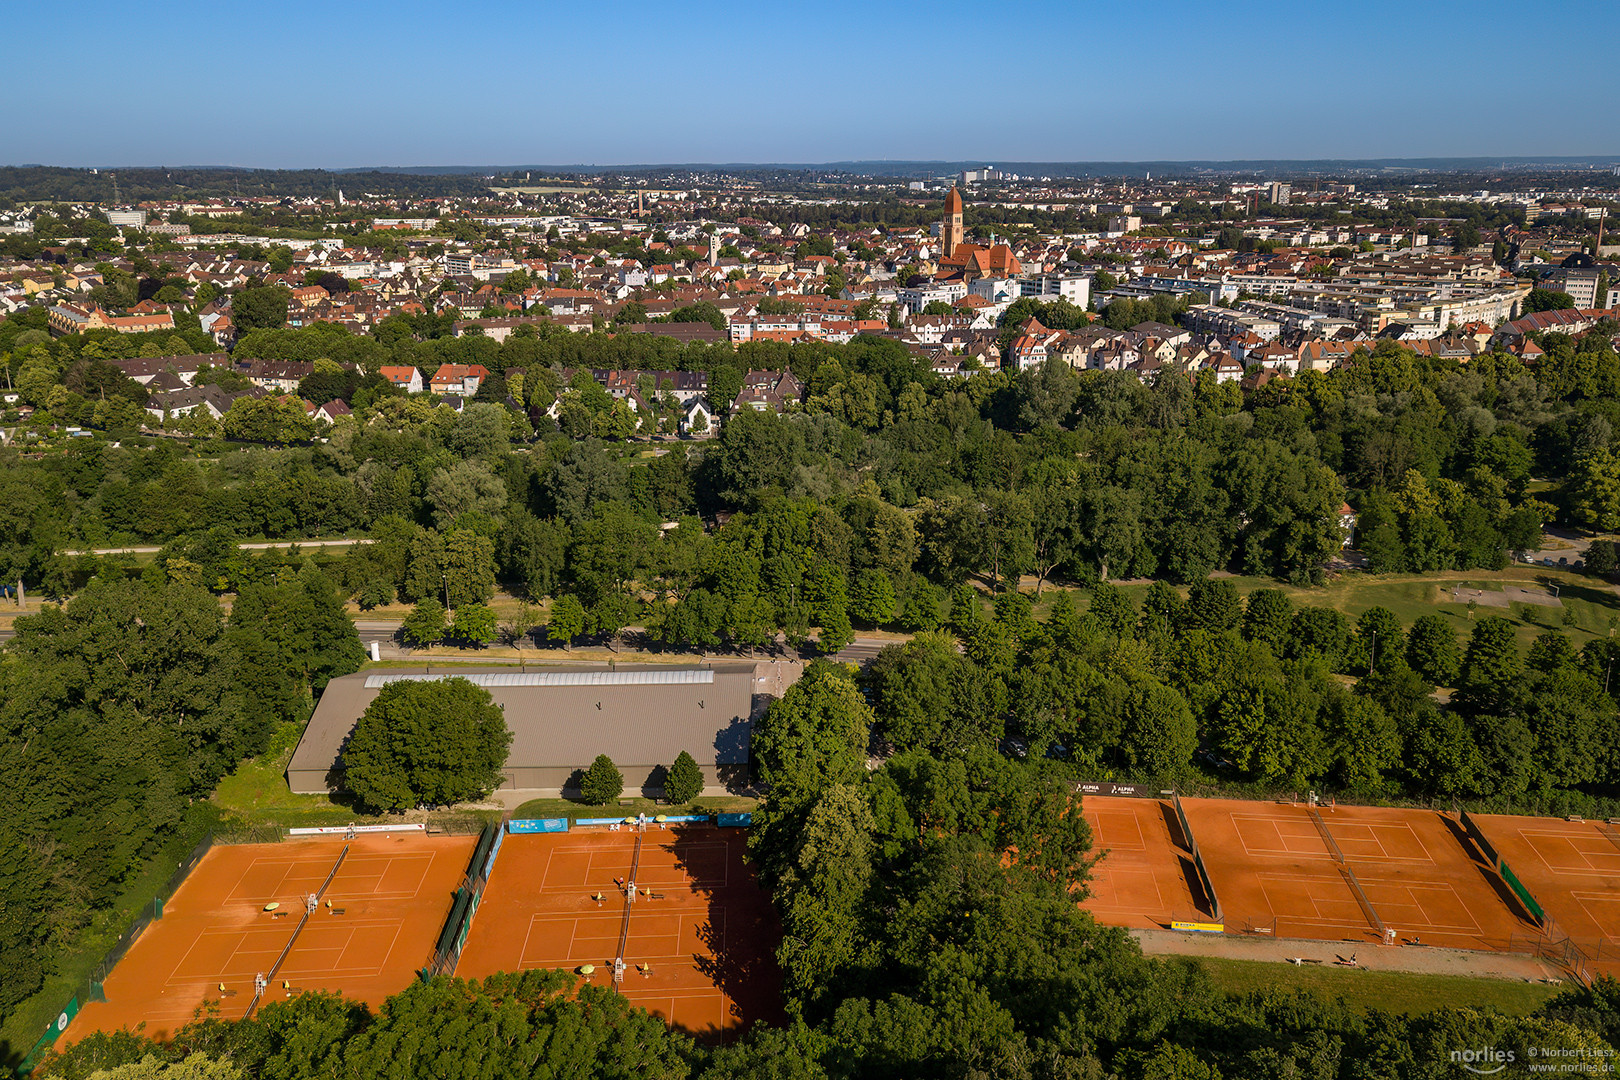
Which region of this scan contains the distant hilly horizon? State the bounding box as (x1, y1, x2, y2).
(369, 156, 1620, 178)
(11, 156, 1620, 179)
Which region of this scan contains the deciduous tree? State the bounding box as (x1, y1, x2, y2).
(343, 677, 511, 811)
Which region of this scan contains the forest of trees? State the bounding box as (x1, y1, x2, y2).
(0, 563, 364, 1024)
(0, 167, 494, 205)
(18, 319, 1620, 599)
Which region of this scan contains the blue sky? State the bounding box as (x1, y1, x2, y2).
(5, 0, 1616, 168)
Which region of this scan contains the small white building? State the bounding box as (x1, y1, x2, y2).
(680, 396, 714, 436)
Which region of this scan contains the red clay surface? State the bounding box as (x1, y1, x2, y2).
(1079, 796, 1203, 927)
(67, 834, 476, 1043)
(1180, 798, 1534, 950)
(1468, 813, 1620, 974)
(456, 826, 783, 1038)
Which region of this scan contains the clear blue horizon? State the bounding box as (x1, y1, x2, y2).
(7, 0, 1617, 169)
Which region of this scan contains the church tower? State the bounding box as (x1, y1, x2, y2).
(942, 186, 965, 258)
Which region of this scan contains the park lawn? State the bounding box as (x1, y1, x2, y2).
(1078, 567, 1620, 659)
(511, 794, 759, 823)
(1187, 956, 1561, 1015)
(209, 735, 372, 828)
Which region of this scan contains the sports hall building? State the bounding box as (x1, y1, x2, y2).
(287, 664, 758, 798)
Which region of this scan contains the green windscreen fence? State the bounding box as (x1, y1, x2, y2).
(18, 996, 79, 1076)
(1500, 860, 1546, 925)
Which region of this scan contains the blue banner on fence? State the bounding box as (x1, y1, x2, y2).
(507, 818, 569, 833)
(575, 817, 630, 826)
(482, 827, 505, 879)
(717, 813, 753, 827)
(661, 815, 712, 823)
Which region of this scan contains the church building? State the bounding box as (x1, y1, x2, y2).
(936, 187, 1021, 281)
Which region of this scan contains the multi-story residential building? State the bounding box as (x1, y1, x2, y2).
(1541, 266, 1601, 308)
(1181, 305, 1283, 343)
(1018, 273, 1091, 308)
(380, 365, 424, 393)
(896, 280, 968, 314)
(430, 364, 490, 396)
(241, 360, 314, 392)
(48, 302, 174, 336)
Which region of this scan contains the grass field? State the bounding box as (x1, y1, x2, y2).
(1066, 565, 1620, 660)
(1186, 956, 1562, 1015)
(209, 724, 499, 831)
(208, 727, 366, 828)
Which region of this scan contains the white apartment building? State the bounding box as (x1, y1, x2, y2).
(897, 280, 968, 314)
(1017, 273, 1091, 308)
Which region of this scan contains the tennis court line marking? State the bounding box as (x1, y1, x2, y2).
(1520, 829, 1620, 875)
(1230, 813, 1337, 860)
(1089, 809, 1149, 851)
(1254, 871, 1363, 922)
(1327, 821, 1437, 863)
(1356, 881, 1482, 934)
(328, 853, 435, 900)
(1570, 893, 1620, 943)
(274, 921, 403, 981)
(648, 840, 732, 889)
(1336, 828, 1439, 864)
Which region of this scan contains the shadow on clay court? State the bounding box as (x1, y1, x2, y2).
(1174, 856, 1214, 924)
(1156, 800, 1217, 923)
(662, 822, 786, 1036)
(1158, 802, 1190, 851)
(1437, 814, 1543, 926)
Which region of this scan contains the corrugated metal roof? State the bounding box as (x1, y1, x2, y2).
(362, 669, 716, 689)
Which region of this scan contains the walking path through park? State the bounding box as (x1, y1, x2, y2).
(59, 538, 375, 555)
(1132, 928, 1560, 982)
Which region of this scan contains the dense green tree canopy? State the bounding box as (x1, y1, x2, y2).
(343, 677, 512, 811)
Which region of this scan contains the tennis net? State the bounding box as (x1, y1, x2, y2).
(613, 832, 645, 985)
(245, 843, 349, 1017)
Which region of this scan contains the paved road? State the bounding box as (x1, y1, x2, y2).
(1516, 526, 1592, 569)
(359, 626, 901, 666)
(60, 538, 376, 556)
(828, 639, 890, 665)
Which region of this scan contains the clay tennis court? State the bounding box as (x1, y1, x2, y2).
(1182, 798, 1531, 949)
(456, 825, 782, 1037)
(66, 833, 476, 1043)
(1079, 796, 1203, 927)
(1467, 813, 1620, 972)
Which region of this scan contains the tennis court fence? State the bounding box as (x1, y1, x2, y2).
(422, 821, 502, 979)
(1171, 793, 1222, 921)
(18, 826, 221, 1076)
